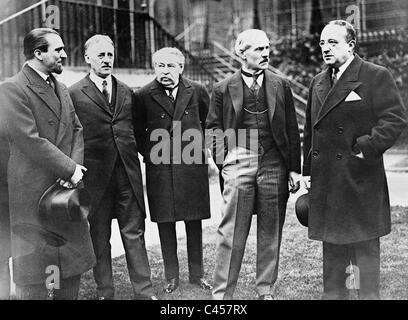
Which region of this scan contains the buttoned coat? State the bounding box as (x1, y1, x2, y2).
(133, 77, 211, 223)
(69, 75, 146, 216)
(0, 65, 96, 285)
(302, 55, 407, 244)
(206, 69, 301, 174)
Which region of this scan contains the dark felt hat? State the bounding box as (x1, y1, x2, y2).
(38, 182, 91, 224)
(295, 192, 309, 227)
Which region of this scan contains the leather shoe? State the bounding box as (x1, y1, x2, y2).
(189, 277, 213, 291)
(258, 294, 273, 300)
(164, 278, 179, 293)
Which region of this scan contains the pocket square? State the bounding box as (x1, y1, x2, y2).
(345, 91, 361, 102)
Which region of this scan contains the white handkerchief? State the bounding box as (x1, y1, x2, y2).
(345, 91, 362, 102)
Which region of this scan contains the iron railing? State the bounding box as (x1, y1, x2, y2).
(0, 0, 216, 89)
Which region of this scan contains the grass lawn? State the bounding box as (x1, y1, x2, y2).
(78, 204, 408, 300)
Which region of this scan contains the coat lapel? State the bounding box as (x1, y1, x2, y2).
(314, 55, 363, 127)
(227, 71, 244, 119)
(23, 65, 61, 119)
(314, 69, 332, 106)
(55, 82, 71, 146)
(264, 70, 278, 126)
(114, 77, 127, 118)
(149, 80, 175, 117)
(173, 78, 193, 122)
(81, 75, 112, 116)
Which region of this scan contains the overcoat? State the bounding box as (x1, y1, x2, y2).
(0, 127, 10, 287)
(133, 77, 211, 223)
(206, 69, 301, 174)
(302, 55, 407, 244)
(0, 65, 96, 285)
(69, 75, 146, 216)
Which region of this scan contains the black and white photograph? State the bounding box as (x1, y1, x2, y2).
(0, 0, 407, 308)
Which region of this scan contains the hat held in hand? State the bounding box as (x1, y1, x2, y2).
(295, 192, 309, 227)
(38, 181, 91, 223)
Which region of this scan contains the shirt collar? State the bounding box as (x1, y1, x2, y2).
(241, 70, 264, 89)
(89, 72, 112, 91)
(165, 86, 178, 99)
(336, 54, 355, 80)
(26, 62, 49, 82)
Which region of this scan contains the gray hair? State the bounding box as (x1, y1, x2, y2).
(234, 29, 269, 56)
(84, 34, 114, 53)
(327, 20, 357, 43)
(152, 47, 185, 67)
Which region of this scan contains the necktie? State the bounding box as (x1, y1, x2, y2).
(241, 69, 262, 96)
(250, 75, 261, 96)
(167, 88, 175, 104)
(46, 76, 55, 91)
(102, 80, 110, 102)
(331, 67, 339, 87)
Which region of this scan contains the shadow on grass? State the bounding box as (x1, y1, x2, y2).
(78, 205, 408, 300)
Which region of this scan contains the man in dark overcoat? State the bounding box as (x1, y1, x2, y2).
(302, 20, 407, 299)
(0, 123, 10, 299)
(0, 28, 95, 299)
(134, 47, 212, 293)
(206, 29, 301, 300)
(69, 35, 155, 300)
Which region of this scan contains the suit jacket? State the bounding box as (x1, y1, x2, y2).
(133, 77, 211, 223)
(0, 64, 96, 285)
(303, 54, 407, 244)
(206, 69, 301, 173)
(69, 75, 145, 216)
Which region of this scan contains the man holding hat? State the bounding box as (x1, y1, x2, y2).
(303, 20, 407, 299)
(0, 28, 95, 299)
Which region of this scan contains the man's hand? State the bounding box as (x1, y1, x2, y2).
(70, 164, 87, 186)
(288, 171, 301, 193)
(355, 151, 365, 159)
(302, 175, 311, 190)
(58, 179, 74, 189)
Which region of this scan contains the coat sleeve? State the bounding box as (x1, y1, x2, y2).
(283, 80, 301, 173)
(0, 82, 77, 180)
(198, 84, 210, 133)
(68, 91, 84, 165)
(302, 78, 315, 176)
(205, 85, 226, 171)
(132, 89, 147, 158)
(355, 67, 408, 159)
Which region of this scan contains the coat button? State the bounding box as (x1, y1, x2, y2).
(338, 127, 344, 134)
(184, 110, 189, 115)
(312, 150, 319, 157)
(160, 113, 166, 119)
(336, 153, 343, 160)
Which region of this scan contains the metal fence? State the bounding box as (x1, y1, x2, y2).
(0, 0, 216, 88)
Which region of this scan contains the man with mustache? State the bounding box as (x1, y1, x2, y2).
(303, 20, 407, 299)
(69, 35, 155, 300)
(0, 28, 94, 299)
(206, 29, 301, 299)
(134, 47, 212, 294)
